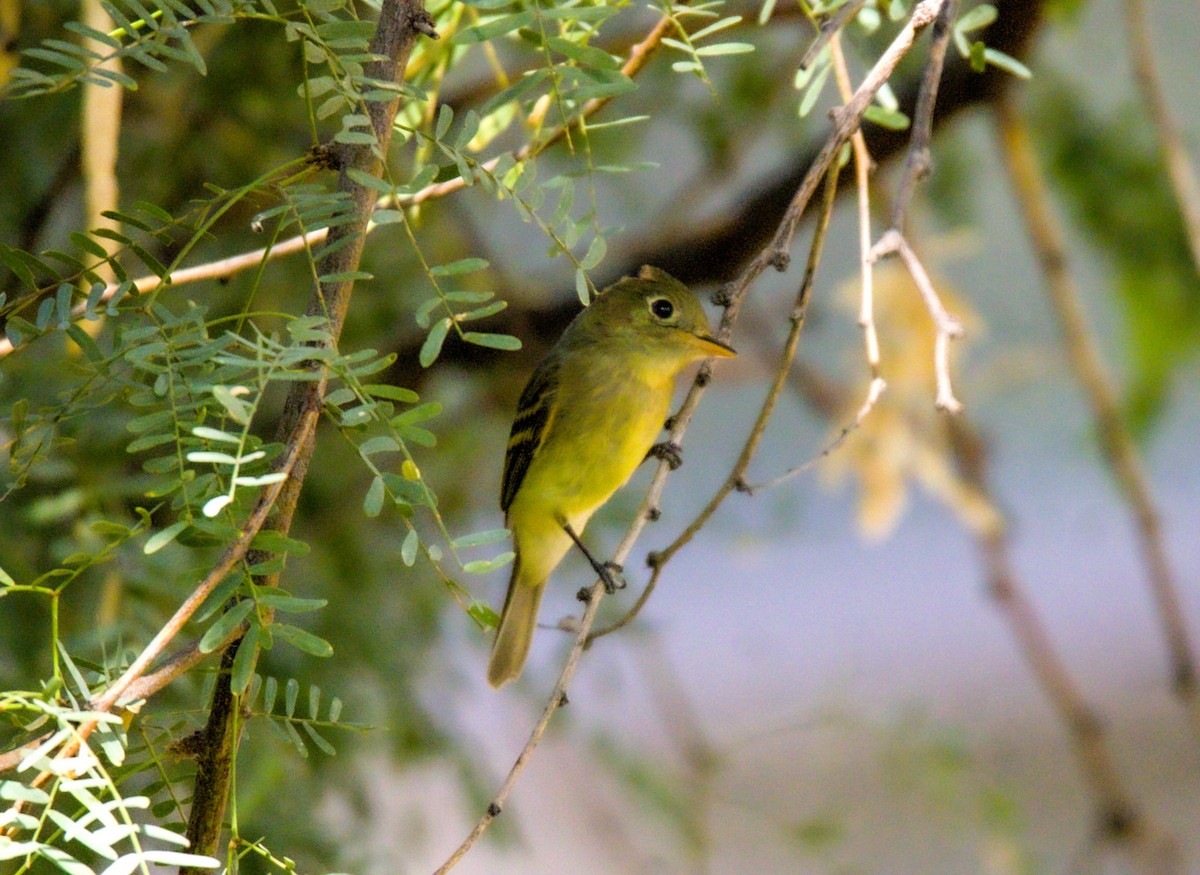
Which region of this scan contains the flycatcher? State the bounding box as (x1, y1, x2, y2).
(488, 265, 736, 687)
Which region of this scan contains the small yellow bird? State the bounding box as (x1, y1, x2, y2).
(488, 266, 736, 687)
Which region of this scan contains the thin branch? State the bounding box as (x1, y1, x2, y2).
(869, 229, 964, 412)
(829, 32, 887, 435)
(776, 352, 1180, 869)
(435, 6, 948, 867)
(594, 159, 841, 641)
(890, 0, 958, 232)
(798, 0, 867, 70)
(865, 2, 964, 413)
(738, 373, 884, 495)
(432, 585, 603, 874)
(994, 93, 1200, 723)
(1121, 0, 1200, 274)
(946, 418, 1182, 871)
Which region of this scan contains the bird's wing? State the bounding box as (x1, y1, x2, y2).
(500, 355, 561, 514)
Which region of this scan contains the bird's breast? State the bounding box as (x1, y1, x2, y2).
(512, 368, 671, 523)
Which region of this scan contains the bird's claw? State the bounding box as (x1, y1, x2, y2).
(648, 441, 683, 470)
(600, 562, 626, 593)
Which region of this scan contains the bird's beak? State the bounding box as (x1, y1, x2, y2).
(689, 333, 737, 358)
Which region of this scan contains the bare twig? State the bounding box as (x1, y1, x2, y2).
(829, 33, 887, 433)
(594, 159, 841, 641)
(434, 4, 948, 868)
(869, 230, 964, 411)
(947, 418, 1182, 872)
(865, 0, 964, 413)
(890, 0, 958, 232)
(799, 0, 867, 70)
(738, 374, 885, 495)
(433, 585, 605, 874)
(994, 93, 1199, 724)
(1122, 0, 1200, 274)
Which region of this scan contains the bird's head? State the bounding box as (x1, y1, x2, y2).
(584, 265, 736, 365)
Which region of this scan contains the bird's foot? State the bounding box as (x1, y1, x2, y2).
(648, 441, 683, 470)
(600, 562, 626, 593)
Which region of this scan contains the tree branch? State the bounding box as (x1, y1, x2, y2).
(1121, 0, 1200, 274)
(994, 92, 1199, 727)
(177, 0, 438, 866)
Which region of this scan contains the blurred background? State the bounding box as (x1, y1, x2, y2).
(1, 0, 1198, 872)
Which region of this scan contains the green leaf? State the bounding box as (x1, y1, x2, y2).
(212, 385, 253, 424)
(251, 530, 311, 556)
(0, 781, 51, 803)
(364, 383, 419, 402)
(200, 600, 255, 653)
(430, 257, 489, 276)
(458, 301, 507, 321)
(35, 297, 55, 331)
(462, 552, 515, 574)
(371, 209, 404, 225)
(256, 593, 328, 613)
(392, 401, 442, 426)
(230, 622, 260, 695)
(274, 624, 334, 657)
(363, 475, 385, 517)
(435, 102, 453, 140)
(144, 520, 187, 555)
(581, 235, 606, 269)
(452, 528, 510, 549)
(232, 473, 287, 487)
(468, 600, 500, 628)
(65, 323, 104, 362)
(576, 268, 591, 305)
(692, 15, 743, 40)
(420, 317, 452, 367)
(192, 425, 242, 444)
(546, 36, 619, 70)
(799, 62, 831, 116)
(359, 436, 400, 456)
(462, 332, 522, 351)
(454, 12, 533, 44)
(401, 529, 419, 566)
(302, 723, 337, 756)
(984, 47, 1032, 79)
(693, 42, 755, 57)
(863, 105, 911, 130)
(185, 450, 239, 465)
(956, 3, 997, 32)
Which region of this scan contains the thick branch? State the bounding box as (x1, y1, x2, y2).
(180, 0, 436, 865)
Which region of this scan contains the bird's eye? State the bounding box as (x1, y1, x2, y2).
(650, 298, 674, 320)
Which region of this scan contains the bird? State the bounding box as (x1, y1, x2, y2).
(488, 265, 736, 687)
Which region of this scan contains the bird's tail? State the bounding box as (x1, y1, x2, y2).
(487, 557, 544, 688)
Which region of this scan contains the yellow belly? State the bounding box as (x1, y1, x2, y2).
(506, 369, 671, 586)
